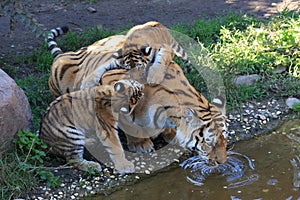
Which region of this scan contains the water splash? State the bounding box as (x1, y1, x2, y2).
(180, 151, 258, 188)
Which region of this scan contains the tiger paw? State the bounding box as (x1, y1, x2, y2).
(146, 64, 166, 86)
(115, 159, 135, 174)
(73, 160, 102, 172)
(127, 138, 154, 154)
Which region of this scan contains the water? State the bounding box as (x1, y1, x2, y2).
(90, 120, 300, 200)
(180, 151, 257, 188)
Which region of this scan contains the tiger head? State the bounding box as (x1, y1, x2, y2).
(111, 79, 144, 115)
(178, 97, 227, 166)
(118, 46, 155, 70)
(118, 43, 174, 71)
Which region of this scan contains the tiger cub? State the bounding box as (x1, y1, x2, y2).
(39, 79, 144, 173)
(121, 21, 191, 71)
(81, 21, 192, 89)
(100, 62, 227, 166)
(47, 21, 190, 97)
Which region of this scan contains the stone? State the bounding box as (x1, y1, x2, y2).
(286, 97, 300, 109)
(273, 66, 287, 74)
(233, 74, 260, 86)
(0, 69, 32, 150)
(87, 7, 97, 13)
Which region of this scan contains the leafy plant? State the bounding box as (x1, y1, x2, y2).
(0, 130, 61, 199)
(13, 130, 61, 186)
(292, 102, 300, 112)
(14, 130, 47, 164)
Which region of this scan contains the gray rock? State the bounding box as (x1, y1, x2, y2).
(233, 74, 260, 86)
(273, 66, 287, 74)
(286, 97, 300, 108)
(0, 69, 32, 150)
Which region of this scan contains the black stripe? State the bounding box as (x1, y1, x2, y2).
(59, 64, 78, 80)
(164, 73, 175, 80)
(153, 107, 166, 128)
(180, 80, 188, 86)
(152, 87, 174, 96)
(174, 89, 193, 98)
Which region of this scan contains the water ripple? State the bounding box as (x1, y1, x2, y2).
(180, 151, 258, 188)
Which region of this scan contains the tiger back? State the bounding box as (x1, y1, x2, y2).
(101, 62, 227, 166)
(39, 79, 144, 173)
(48, 32, 126, 97)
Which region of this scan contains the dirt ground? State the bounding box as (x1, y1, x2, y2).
(0, 0, 299, 65)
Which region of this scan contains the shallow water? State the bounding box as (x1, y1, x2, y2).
(92, 120, 300, 200)
(180, 151, 257, 188)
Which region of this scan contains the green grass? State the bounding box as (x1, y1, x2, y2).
(1, 130, 61, 199)
(16, 74, 53, 130)
(211, 14, 300, 77)
(1, 10, 300, 199)
(174, 11, 300, 108)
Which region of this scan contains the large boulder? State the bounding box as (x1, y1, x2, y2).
(0, 69, 32, 150)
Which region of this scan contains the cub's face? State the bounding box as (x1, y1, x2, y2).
(111, 79, 144, 114)
(120, 46, 154, 69)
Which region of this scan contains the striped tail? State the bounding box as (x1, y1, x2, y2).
(47, 26, 69, 58)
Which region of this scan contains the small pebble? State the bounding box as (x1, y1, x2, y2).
(87, 7, 97, 13)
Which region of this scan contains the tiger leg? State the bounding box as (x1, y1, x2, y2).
(126, 134, 154, 153)
(147, 46, 173, 85)
(117, 112, 155, 154)
(123, 103, 168, 153)
(40, 127, 103, 172)
(59, 139, 102, 172)
(98, 129, 135, 174)
(81, 59, 121, 89)
(66, 151, 102, 172)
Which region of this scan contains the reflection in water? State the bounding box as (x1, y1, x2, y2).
(180, 151, 258, 188)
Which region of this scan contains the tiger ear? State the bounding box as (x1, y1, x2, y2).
(114, 82, 125, 93)
(140, 46, 152, 56)
(184, 108, 204, 125)
(120, 106, 129, 114)
(184, 108, 196, 123)
(112, 49, 123, 59)
(184, 108, 205, 127)
(211, 96, 226, 115)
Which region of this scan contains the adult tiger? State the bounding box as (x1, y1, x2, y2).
(100, 62, 227, 166)
(47, 21, 191, 97)
(39, 79, 144, 173)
